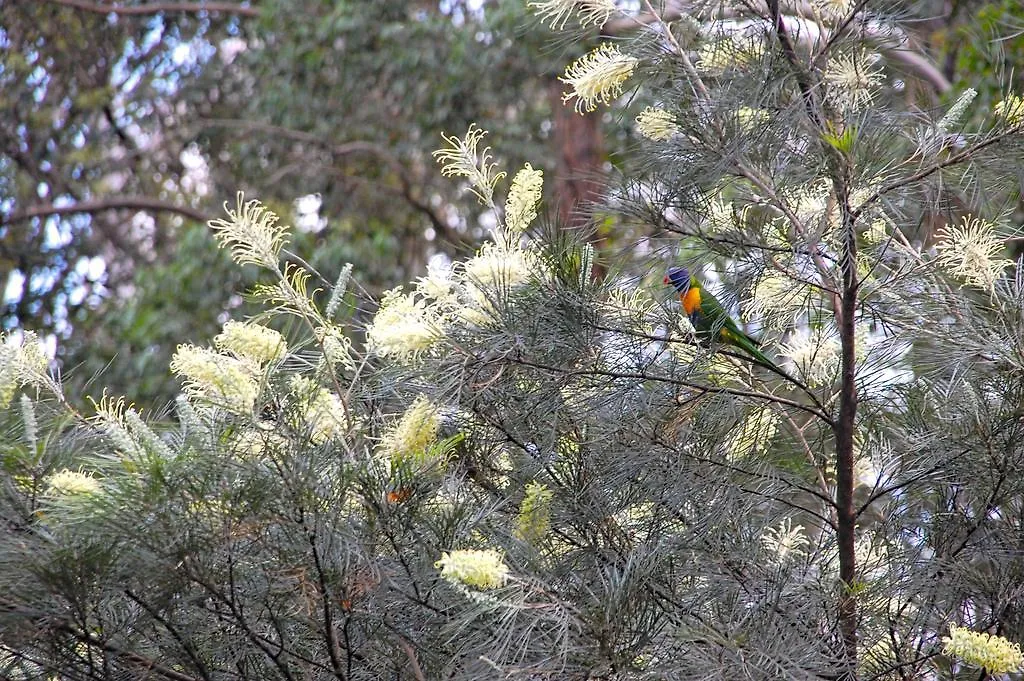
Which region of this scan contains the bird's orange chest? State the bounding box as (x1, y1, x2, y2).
(682, 287, 702, 316)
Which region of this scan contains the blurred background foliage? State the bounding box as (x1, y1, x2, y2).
(1, 0, 1022, 410)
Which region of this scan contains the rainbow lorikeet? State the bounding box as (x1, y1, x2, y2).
(664, 266, 779, 370)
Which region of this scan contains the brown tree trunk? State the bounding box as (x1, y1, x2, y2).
(547, 78, 605, 231)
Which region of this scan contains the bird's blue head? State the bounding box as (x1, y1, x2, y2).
(663, 266, 691, 293)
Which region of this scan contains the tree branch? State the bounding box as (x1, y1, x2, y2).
(48, 0, 260, 16)
(606, 2, 951, 93)
(200, 118, 466, 246)
(851, 126, 1024, 222)
(45, 619, 203, 681)
(506, 356, 834, 423)
(2, 197, 211, 226)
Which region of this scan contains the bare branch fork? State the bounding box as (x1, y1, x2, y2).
(199, 118, 463, 245)
(47, 0, 260, 17)
(1, 197, 212, 226)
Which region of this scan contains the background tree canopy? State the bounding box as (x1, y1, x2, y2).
(1, 0, 573, 407)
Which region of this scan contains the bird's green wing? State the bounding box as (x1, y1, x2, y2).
(694, 287, 748, 339)
(696, 286, 779, 370)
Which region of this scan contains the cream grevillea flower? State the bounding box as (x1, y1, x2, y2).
(779, 329, 840, 386)
(863, 217, 890, 245)
(635, 107, 679, 141)
(433, 124, 506, 205)
(307, 389, 347, 444)
(462, 243, 534, 288)
(812, 0, 853, 17)
(528, 0, 616, 29)
(416, 259, 456, 303)
(761, 518, 809, 563)
(90, 392, 147, 458)
(936, 215, 1011, 292)
(215, 321, 287, 364)
(170, 345, 259, 414)
(382, 395, 442, 467)
(697, 35, 765, 72)
(47, 469, 102, 496)
(0, 346, 15, 409)
(290, 376, 348, 444)
(825, 50, 883, 110)
(208, 193, 290, 269)
(942, 625, 1023, 674)
(436, 549, 510, 589)
(232, 428, 288, 460)
(504, 163, 543, 241)
(460, 243, 536, 309)
(516, 481, 554, 544)
(0, 331, 60, 407)
(366, 288, 442, 360)
(743, 273, 808, 328)
(317, 326, 357, 373)
(994, 93, 1024, 125)
(560, 43, 638, 114)
(790, 179, 832, 225)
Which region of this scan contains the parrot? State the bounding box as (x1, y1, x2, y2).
(664, 266, 780, 371)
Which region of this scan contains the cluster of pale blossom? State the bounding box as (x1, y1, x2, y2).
(46, 469, 102, 497)
(170, 319, 348, 444)
(435, 548, 510, 590)
(515, 481, 554, 544)
(366, 241, 541, 361)
(171, 343, 261, 414)
(89, 392, 172, 460)
(735, 106, 770, 134)
(760, 517, 809, 563)
(380, 395, 442, 467)
(779, 329, 840, 385)
(699, 34, 766, 72)
(369, 131, 548, 362)
(994, 93, 1024, 125)
(0, 331, 60, 407)
(231, 427, 289, 461)
(528, 0, 616, 30)
(432, 124, 506, 206)
(743, 273, 809, 329)
(812, 0, 854, 17)
(824, 50, 884, 111)
(560, 43, 638, 114)
(208, 192, 291, 269)
(936, 215, 1012, 293)
(942, 625, 1024, 675)
(171, 321, 289, 414)
(365, 287, 443, 361)
(504, 163, 544, 241)
(318, 326, 357, 373)
(635, 107, 679, 141)
(215, 321, 287, 364)
(788, 180, 833, 230)
(290, 376, 349, 444)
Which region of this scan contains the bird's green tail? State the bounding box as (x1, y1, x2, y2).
(723, 329, 781, 372)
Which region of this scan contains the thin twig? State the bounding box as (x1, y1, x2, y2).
(48, 0, 260, 16)
(2, 196, 211, 226)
